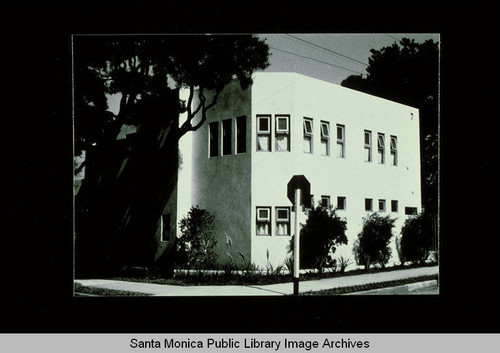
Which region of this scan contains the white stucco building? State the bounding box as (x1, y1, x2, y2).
(174, 72, 421, 269)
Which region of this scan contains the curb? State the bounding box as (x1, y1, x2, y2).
(407, 280, 437, 292)
(346, 279, 438, 295)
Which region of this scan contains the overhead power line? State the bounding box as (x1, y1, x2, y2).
(285, 34, 369, 67)
(269, 46, 365, 75)
(385, 34, 400, 42)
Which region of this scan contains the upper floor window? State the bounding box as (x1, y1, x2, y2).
(256, 115, 271, 152)
(320, 121, 330, 156)
(390, 135, 397, 166)
(364, 130, 372, 162)
(209, 121, 219, 158)
(275, 207, 290, 236)
(256, 207, 271, 235)
(236, 116, 247, 154)
(275, 115, 290, 152)
(303, 118, 313, 154)
(336, 124, 345, 158)
(222, 119, 232, 156)
(377, 133, 385, 164)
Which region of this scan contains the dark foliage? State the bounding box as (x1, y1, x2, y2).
(353, 213, 396, 270)
(400, 211, 435, 265)
(289, 206, 348, 273)
(74, 35, 270, 277)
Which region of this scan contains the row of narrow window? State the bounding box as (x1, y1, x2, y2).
(256, 201, 417, 236)
(209, 115, 398, 166)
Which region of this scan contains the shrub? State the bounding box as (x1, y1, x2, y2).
(337, 256, 353, 273)
(354, 213, 396, 270)
(400, 211, 434, 265)
(177, 206, 217, 270)
(289, 205, 348, 273)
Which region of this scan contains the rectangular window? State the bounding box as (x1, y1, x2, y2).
(377, 133, 385, 164)
(364, 130, 372, 162)
(256, 115, 271, 151)
(390, 135, 397, 166)
(275, 115, 290, 152)
(222, 119, 232, 155)
(209, 122, 219, 157)
(337, 196, 346, 210)
(256, 207, 271, 235)
(321, 195, 331, 208)
(336, 124, 345, 158)
(303, 118, 313, 153)
(391, 200, 398, 212)
(405, 207, 418, 215)
(275, 207, 290, 236)
(161, 214, 171, 242)
(378, 199, 386, 212)
(365, 198, 373, 211)
(320, 121, 330, 156)
(236, 116, 246, 154)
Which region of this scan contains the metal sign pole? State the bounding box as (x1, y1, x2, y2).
(293, 188, 301, 295)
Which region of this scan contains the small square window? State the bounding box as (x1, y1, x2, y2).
(337, 196, 346, 210)
(391, 200, 398, 212)
(378, 199, 386, 212)
(257, 208, 270, 221)
(365, 198, 373, 211)
(276, 115, 289, 133)
(257, 116, 270, 133)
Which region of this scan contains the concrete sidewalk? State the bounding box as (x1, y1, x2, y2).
(75, 265, 438, 296)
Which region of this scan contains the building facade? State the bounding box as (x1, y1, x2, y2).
(174, 72, 421, 269)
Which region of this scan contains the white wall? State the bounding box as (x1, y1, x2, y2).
(250, 73, 421, 268)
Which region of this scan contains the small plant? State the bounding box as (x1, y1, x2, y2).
(284, 256, 294, 277)
(177, 206, 217, 270)
(395, 236, 406, 267)
(337, 256, 353, 273)
(400, 211, 435, 265)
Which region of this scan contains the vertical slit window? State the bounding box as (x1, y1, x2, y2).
(378, 199, 386, 212)
(320, 121, 330, 156)
(222, 119, 232, 155)
(275, 207, 290, 236)
(303, 118, 313, 153)
(161, 214, 171, 242)
(236, 116, 246, 154)
(365, 198, 373, 211)
(256, 115, 271, 152)
(364, 130, 372, 162)
(209, 122, 219, 158)
(256, 207, 271, 236)
(391, 200, 398, 212)
(337, 196, 346, 210)
(377, 133, 385, 164)
(390, 135, 397, 166)
(336, 124, 345, 158)
(275, 115, 290, 152)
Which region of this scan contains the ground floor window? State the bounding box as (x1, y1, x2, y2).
(275, 207, 290, 236)
(337, 196, 346, 210)
(365, 198, 373, 211)
(405, 207, 418, 215)
(256, 207, 271, 235)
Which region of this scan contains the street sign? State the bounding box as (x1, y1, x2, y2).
(287, 175, 311, 208)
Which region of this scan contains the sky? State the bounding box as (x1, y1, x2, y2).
(256, 33, 440, 85)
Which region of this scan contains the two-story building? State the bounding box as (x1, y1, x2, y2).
(167, 72, 421, 268)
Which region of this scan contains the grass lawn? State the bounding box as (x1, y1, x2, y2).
(74, 283, 152, 297)
(300, 274, 438, 295)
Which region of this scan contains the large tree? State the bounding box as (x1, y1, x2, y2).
(342, 38, 438, 210)
(74, 35, 270, 276)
